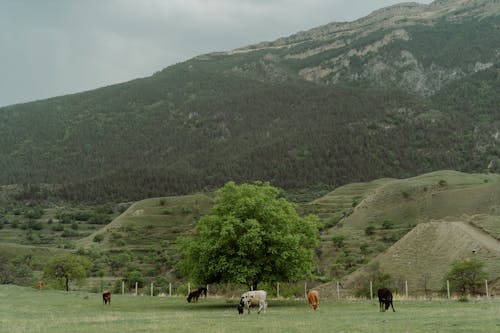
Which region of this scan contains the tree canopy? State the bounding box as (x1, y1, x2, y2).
(43, 254, 91, 291)
(443, 259, 488, 296)
(179, 181, 320, 289)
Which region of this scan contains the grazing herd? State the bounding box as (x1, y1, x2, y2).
(101, 286, 396, 315)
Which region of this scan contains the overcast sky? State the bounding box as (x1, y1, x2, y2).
(0, 0, 433, 107)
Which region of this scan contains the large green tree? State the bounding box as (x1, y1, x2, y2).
(43, 254, 91, 291)
(179, 181, 320, 290)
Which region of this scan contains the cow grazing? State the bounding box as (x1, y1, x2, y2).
(102, 291, 111, 305)
(187, 287, 207, 303)
(377, 288, 395, 312)
(237, 300, 244, 314)
(307, 290, 319, 311)
(239, 290, 267, 314)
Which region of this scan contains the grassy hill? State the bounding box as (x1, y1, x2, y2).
(77, 194, 212, 252)
(2, 170, 500, 295)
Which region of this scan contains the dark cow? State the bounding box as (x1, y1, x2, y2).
(102, 291, 111, 305)
(187, 287, 207, 303)
(237, 300, 245, 314)
(377, 288, 395, 312)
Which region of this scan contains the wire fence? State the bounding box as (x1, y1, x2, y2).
(77, 278, 497, 301)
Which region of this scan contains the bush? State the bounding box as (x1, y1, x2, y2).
(443, 259, 487, 296)
(381, 219, 394, 229)
(365, 225, 376, 236)
(124, 270, 144, 288)
(332, 235, 347, 248)
(93, 234, 104, 243)
(360, 243, 371, 255)
(51, 224, 64, 232)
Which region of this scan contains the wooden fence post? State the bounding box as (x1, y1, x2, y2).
(336, 281, 340, 300)
(370, 281, 373, 303)
(277, 283, 280, 298)
(135, 282, 138, 296)
(188, 282, 191, 295)
(304, 282, 307, 299)
(405, 280, 408, 298)
(169, 282, 172, 297)
(122, 280, 125, 295)
(151, 282, 154, 297)
(485, 280, 489, 298)
(446, 280, 450, 299)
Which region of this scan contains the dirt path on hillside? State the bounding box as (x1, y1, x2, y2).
(454, 222, 500, 253)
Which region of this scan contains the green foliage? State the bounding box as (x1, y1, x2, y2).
(381, 220, 394, 230)
(438, 180, 448, 187)
(443, 259, 488, 296)
(365, 225, 376, 236)
(93, 234, 104, 243)
(356, 270, 394, 297)
(123, 270, 145, 288)
(0, 254, 34, 285)
(332, 235, 347, 249)
(179, 181, 320, 289)
(43, 254, 91, 291)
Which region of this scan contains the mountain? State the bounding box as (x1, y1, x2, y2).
(0, 0, 499, 202)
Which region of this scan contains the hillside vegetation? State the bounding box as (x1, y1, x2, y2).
(0, 0, 499, 201)
(2, 171, 500, 296)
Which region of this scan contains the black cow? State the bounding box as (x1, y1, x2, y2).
(187, 287, 207, 303)
(237, 300, 244, 314)
(377, 288, 395, 312)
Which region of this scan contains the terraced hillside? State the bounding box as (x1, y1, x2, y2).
(315, 171, 500, 297)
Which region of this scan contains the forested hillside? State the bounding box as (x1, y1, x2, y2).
(0, 0, 499, 202)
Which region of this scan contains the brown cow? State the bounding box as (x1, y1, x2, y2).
(102, 291, 111, 305)
(307, 290, 319, 311)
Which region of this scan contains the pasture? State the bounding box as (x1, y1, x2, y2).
(1, 285, 499, 333)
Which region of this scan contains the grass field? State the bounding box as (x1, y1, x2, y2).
(1, 285, 499, 333)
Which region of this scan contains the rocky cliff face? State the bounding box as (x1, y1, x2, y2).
(215, 0, 500, 97)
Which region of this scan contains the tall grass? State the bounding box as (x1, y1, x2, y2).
(1, 285, 499, 333)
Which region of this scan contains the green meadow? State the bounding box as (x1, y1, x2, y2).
(1, 285, 499, 333)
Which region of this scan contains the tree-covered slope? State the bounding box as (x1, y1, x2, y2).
(0, 0, 499, 201)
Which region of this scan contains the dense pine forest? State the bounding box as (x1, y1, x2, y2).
(0, 0, 499, 202)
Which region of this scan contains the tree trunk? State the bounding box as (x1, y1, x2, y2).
(65, 277, 69, 292)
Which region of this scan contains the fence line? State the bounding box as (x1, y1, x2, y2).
(87, 278, 496, 300)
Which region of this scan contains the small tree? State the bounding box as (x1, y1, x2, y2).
(356, 270, 393, 297)
(332, 235, 347, 249)
(43, 254, 91, 291)
(178, 181, 320, 290)
(443, 259, 487, 296)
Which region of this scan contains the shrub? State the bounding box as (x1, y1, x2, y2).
(93, 234, 104, 243)
(443, 259, 487, 296)
(332, 235, 347, 248)
(365, 225, 376, 236)
(381, 219, 394, 229)
(124, 270, 144, 288)
(360, 243, 371, 255)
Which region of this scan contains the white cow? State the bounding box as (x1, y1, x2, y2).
(239, 290, 267, 314)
